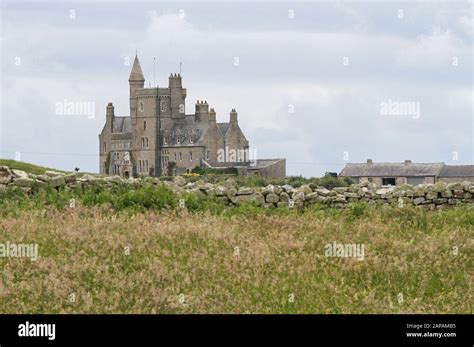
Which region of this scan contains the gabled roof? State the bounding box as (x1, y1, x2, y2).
(217, 122, 230, 135)
(439, 165, 474, 177)
(128, 55, 145, 82)
(339, 162, 445, 177)
(112, 117, 131, 133)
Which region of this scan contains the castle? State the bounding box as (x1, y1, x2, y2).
(99, 54, 286, 178)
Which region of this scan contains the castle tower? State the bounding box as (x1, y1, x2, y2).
(129, 54, 145, 124)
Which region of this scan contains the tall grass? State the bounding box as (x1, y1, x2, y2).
(0, 205, 471, 314)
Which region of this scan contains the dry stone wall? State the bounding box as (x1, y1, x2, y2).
(1, 166, 473, 210)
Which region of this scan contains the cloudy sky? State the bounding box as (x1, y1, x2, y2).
(0, 0, 472, 177)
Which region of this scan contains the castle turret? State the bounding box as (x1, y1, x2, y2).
(106, 102, 115, 132)
(209, 107, 216, 123)
(230, 108, 238, 123)
(195, 100, 209, 122)
(129, 54, 145, 123)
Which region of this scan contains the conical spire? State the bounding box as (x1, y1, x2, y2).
(128, 54, 145, 82)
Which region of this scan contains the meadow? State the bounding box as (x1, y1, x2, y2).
(0, 184, 472, 313)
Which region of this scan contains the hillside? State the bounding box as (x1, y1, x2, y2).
(0, 159, 70, 175)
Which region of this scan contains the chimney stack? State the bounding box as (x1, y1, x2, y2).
(404, 160, 412, 165)
(106, 102, 115, 132)
(209, 108, 216, 123)
(195, 100, 209, 122)
(367, 159, 373, 165)
(230, 108, 238, 123)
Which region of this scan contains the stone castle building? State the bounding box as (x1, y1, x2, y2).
(99, 55, 285, 178)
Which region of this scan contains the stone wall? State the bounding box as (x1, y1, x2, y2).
(1, 166, 473, 210)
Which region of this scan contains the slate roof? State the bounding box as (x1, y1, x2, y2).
(339, 162, 445, 177)
(202, 160, 249, 168)
(439, 165, 474, 177)
(217, 123, 230, 135)
(203, 159, 284, 169)
(128, 55, 145, 82)
(112, 117, 131, 133)
(247, 159, 285, 169)
(161, 121, 210, 147)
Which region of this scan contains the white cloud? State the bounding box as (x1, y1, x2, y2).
(1, 4, 472, 176)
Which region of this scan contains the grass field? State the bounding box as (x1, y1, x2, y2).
(0, 201, 472, 313)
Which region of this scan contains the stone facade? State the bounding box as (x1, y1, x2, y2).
(98, 55, 285, 177)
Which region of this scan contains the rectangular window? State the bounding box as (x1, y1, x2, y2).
(382, 178, 396, 186)
(189, 152, 193, 161)
(103, 142, 107, 153)
(206, 151, 210, 160)
(407, 177, 424, 185)
(179, 152, 182, 161)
